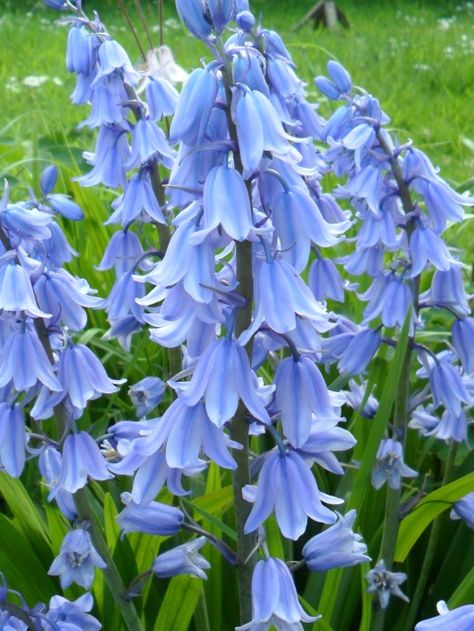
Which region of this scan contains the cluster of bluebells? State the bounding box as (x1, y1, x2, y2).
(0, 572, 101, 630)
(17, 0, 473, 628)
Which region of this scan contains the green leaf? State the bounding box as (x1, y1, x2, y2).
(395, 472, 474, 562)
(153, 575, 202, 631)
(0, 473, 51, 565)
(449, 566, 474, 607)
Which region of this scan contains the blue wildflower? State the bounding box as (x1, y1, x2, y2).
(56, 431, 113, 495)
(366, 560, 409, 609)
(371, 439, 418, 490)
(415, 601, 474, 631)
(450, 492, 474, 529)
(116, 492, 184, 535)
(452, 317, 474, 374)
(129, 377, 165, 418)
(152, 537, 210, 579)
(48, 529, 106, 589)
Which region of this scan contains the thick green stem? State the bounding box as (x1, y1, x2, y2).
(403, 442, 458, 631)
(219, 59, 258, 624)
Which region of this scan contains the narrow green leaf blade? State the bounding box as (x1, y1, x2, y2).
(153, 575, 202, 631)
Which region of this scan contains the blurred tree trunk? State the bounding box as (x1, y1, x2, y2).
(294, 1, 350, 30)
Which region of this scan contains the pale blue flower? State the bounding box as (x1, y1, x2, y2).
(366, 560, 409, 609)
(129, 377, 165, 417)
(116, 492, 184, 535)
(47, 593, 102, 631)
(48, 529, 106, 589)
(152, 537, 210, 579)
(452, 317, 474, 374)
(450, 492, 474, 529)
(302, 510, 370, 571)
(236, 557, 318, 630)
(372, 439, 418, 490)
(56, 431, 113, 495)
(244, 450, 339, 539)
(415, 600, 474, 630)
(0, 403, 25, 478)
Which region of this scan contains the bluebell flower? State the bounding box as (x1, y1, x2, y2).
(408, 406, 440, 437)
(152, 537, 210, 579)
(366, 560, 409, 609)
(235, 557, 318, 630)
(409, 224, 454, 277)
(96, 39, 139, 86)
(34, 269, 104, 331)
(202, 165, 255, 242)
(129, 377, 165, 417)
(0, 324, 62, 392)
(361, 274, 412, 328)
(170, 67, 219, 145)
(450, 492, 474, 529)
(116, 492, 184, 535)
(40, 164, 58, 196)
(0, 260, 50, 318)
(371, 439, 418, 490)
(244, 450, 339, 539)
(126, 118, 175, 169)
(56, 431, 113, 495)
(47, 593, 102, 631)
(48, 529, 106, 589)
(175, 0, 213, 39)
(424, 266, 471, 316)
(39, 447, 76, 519)
(428, 357, 471, 417)
(337, 327, 380, 375)
(413, 175, 474, 233)
(452, 317, 474, 374)
(274, 356, 336, 447)
(295, 418, 356, 475)
(47, 193, 84, 220)
(58, 343, 121, 411)
(346, 379, 379, 418)
(415, 601, 474, 631)
(146, 77, 179, 121)
(77, 125, 130, 189)
(327, 60, 352, 95)
(236, 10, 255, 31)
(177, 337, 270, 426)
(430, 409, 468, 443)
(97, 230, 144, 277)
(308, 257, 345, 302)
(108, 171, 166, 227)
(1, 203, 52, 240)
(66, 26, 94, 75)
(302, 510, 370, 571)
(0, 403, 25, 478)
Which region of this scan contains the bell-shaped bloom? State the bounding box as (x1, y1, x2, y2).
(366, 560, 409, 609)
(243, 257, 332, 342)
(56, 432, 113, 495)
(152, 537, 210, 579)
(337, 328, 380, 375)
(34, 269, 104, 331)
(236, 9, 255, 30)
(0, 325, 62, 392)
(108, 170, 166, 227)
(170, 67, 219, 145)
(175, 0, 213, 39)
(273, 186, 347, 272)
(76, 124, 130, 189)
(415, 601, 474, 631)
(302, 510, 370, 571)
(450, 492, 474, 529)
(414, 175, 474, 232)
(116, 492, 184, 535)
(452, 317, 474, 374)
(66, 26, 94, 75)
(129, 377, 165, 418)
(244, 450, 339, 540)
(47, 193, 84, 220)
(308, 257, 345, 302)
(47, 593, 102, 631)
(177, 337, 270, 426)
(146, 77, 179, 120)
(409, 225, 454, 277)
(97, 229, 144, 277)
(126, 118, 175, 169)
(96, 39, 139, 85)
(428, 358, 471, 417)
(39, 447, 76, 519)
(48, 529, 106, 589)
(430, 409, 468, 443)
(426, 266, 471, 316)
(371, 439, 418, 490)
(275, 356, 336, 448)
(57, 343, 121, 411)
(1, 203, 53, 240)
(0, 261, 50, 318)
(296, 418, 356, 475)
(0, 403, 26, 478)
(202, 165, 255, 241)
(236, 557, 318, 630)
(361, 274, 412, 328)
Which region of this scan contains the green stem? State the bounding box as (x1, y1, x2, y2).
(220, 58, 257, 624)
(74, 489, 144, 631)
(403, 442, 458, 631)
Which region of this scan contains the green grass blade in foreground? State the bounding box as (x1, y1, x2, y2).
(448, 565, 474, 608)
(317, 313, 411, 625)
(153, 574, 202, 631)
(395, 472, 474, 562)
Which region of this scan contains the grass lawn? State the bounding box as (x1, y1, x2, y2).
(0, 0, 473, 258)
